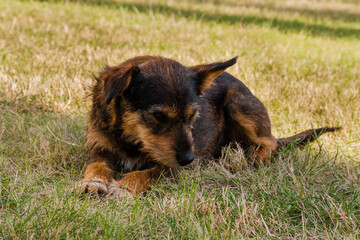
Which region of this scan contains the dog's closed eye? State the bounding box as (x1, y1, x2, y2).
(152, 111, 168, 122)
(188, 113, 196, 123)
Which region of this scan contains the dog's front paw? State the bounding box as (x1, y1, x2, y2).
(106, 182, 133, 200)
(76, 177, 110, 197)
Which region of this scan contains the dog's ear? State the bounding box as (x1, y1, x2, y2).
(189, 57, 237, 94)
(100, 65, 140, 104)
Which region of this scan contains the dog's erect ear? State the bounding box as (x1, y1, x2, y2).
(189, 57, 237, 94)
(100, 65, 140, 104)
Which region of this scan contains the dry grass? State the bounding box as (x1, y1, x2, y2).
(0, 0, 359, 238)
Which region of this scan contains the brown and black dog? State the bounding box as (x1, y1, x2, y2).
(77, 56, 339, 198)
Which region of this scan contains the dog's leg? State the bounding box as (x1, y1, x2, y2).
(77, 160, 115, 197)
(105, 167, 166, 198)
(224, 86, 278, 165)
(229, 114, 277, 165)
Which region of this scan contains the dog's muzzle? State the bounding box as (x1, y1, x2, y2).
(176, 152, 195, 166)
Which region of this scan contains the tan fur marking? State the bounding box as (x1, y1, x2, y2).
(148, 105, 178, 119)
(117, 167, 160, 195)
(110, 100, 118, 125)
(86, 125, 115, 152)
(189, 60, 235, 93)
(142, 133, 177, 167)
(163, 105, 178, 119)
(185, 104, 200, 123)
(83, 161, 114, 184)
(199, 69, 224, 92)
(121, 111, 178, 167)
(230, 112, 278, 164)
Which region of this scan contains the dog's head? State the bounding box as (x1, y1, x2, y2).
(98, 56, 237, 168)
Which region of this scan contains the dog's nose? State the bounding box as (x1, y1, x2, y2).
(177, 152, 195, 166)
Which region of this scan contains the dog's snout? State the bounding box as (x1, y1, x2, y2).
(177, 152, 195, 166)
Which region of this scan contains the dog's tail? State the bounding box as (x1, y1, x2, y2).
(276, 127, 340, 148)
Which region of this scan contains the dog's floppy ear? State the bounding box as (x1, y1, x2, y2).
(189, 57, 237, 94)
(100, 65, 140, 104)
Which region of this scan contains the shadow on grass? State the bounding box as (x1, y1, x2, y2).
(45, 0, 360, 39)
(235, 2, 360, 24)
(189, 1, 360, 23)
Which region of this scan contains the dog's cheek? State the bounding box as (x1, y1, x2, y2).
(142, 133, 178, 167)
(121, 111, 145, 143)
(121, 112, 179, 167)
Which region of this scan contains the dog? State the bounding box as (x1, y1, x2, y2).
(77, 56, 339, 198)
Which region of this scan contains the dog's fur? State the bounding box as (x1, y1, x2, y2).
(77, 56, 339, 197)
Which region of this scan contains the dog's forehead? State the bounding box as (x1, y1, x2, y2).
(139, 58, 192, 81)
(131, 58, 197, 110)
(147, 103, 199, 116)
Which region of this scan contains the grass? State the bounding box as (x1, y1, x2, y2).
(0, 0, 359, 238)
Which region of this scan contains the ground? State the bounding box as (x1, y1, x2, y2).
(0, 0, 359, 238)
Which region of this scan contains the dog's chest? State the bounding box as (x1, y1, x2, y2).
(116, 144, 155, 172)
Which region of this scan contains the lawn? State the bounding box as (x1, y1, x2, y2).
(0, 0, 359, 238)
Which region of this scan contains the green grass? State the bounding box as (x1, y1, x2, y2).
(0, 0, 359, 238)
